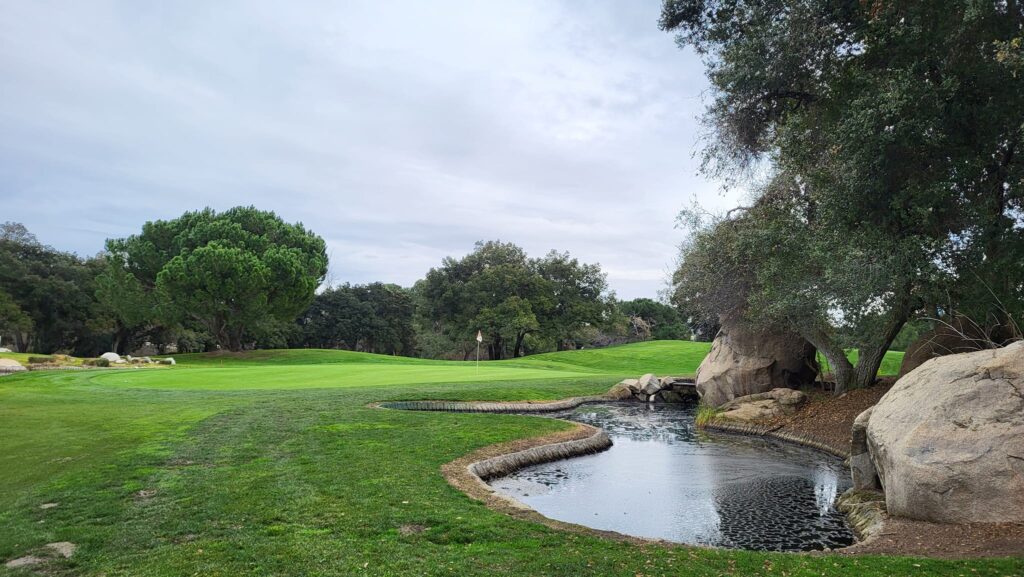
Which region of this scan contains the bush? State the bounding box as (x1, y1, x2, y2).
(694, 402, 720, 428)
(95, 357, 111, 367)
(28, 356, 54, 364)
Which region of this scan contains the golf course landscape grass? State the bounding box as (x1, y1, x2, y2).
(1, 341, 1019, 576)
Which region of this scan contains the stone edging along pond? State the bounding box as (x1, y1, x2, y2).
(374, 395, 873, 550)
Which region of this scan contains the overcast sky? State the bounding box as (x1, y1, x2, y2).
(1, 0, 740, 300)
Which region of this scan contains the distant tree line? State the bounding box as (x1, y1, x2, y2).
(0, 215, 692, 358)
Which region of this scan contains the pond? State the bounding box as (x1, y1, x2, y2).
(489, 402, 854, 552)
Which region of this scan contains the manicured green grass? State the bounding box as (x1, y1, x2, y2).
(816, 350, 905, 377)
(0, 341, 1014, 576)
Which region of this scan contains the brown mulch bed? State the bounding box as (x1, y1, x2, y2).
(751, 379, 1024, 559)
(759, 378, 896, 455)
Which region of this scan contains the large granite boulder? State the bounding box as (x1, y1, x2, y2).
(866, 341, 1024, 523)
(898, 317, 990, 377)
(696, 323, 818, 408)
(100, 352, 122, 363)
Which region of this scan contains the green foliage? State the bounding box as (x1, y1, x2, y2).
(418, 241, 613, 359)
(108, 207, 328, 351)
(694, 402, 720, 428)
(0, 225, 106, 355)
(618, 298, 691, 341)
(662, 0, 1024, 392)
(95, 357, 111, 368)
(0, 288, 32, 339)
(27, 356, 54, 364)
(296, 283, 416, 355)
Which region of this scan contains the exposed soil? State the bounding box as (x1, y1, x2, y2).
(754, 379, 1024, 559)
(760, 379, 897, 455)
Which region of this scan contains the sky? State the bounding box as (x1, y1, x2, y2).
(0, 0, 741, 300)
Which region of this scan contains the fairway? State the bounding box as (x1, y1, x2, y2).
(3, 341, 1019, 576)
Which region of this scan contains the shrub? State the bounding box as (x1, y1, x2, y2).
(28, 356, 54, 364)
(694, 402, 720, 428)
(94, 357, 111, 368)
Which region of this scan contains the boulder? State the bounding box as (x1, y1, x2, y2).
(850, 407, 880, 491)
(606, 382, 634, 401)
(696, 322, 818, 408)
(0, 358, 26, 372)
(638, 373, 662, 396)
(621, 378, 640, 393)
(717, 388, 807, 422)
(866, 341, 1024, 523)
(899, 317, 990, 377)
(160, 357, 176, 366)
(100, 352, 121, 363)
(0, 347, 11, 353)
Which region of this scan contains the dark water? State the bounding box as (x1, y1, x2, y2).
(489, 402, 854, 551)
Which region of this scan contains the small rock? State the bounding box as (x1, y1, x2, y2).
(45, 542, 76, 558)
(5, 555, 42, 568)
(638, 373, 661, 395)
(39, 502, 59, 510)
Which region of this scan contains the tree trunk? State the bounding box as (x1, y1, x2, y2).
(803, 327, 855, 395)
(513, 331, 530, 358)
(852, 298, 911, 388)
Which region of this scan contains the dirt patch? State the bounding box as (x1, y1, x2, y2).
(840, 518, 1024, 559)
(398, 524, 427, 536)
(758, 380, 895, 455)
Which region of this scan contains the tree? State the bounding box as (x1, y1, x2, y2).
(418, 241, 612, 359)
(108, 207, 328, 351)
(0, 289, 32, 348)
(619, 298, 690, 341)
(534, 251, 614, 351)
(296, 283, 415, 355)
(0, 225, 104, 354)
(93, 256, 155, 353)
(662, 0, 1024, 392)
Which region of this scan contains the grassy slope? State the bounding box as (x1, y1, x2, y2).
(2, 342, 1013, 577)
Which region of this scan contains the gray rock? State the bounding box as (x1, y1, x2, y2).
(850, 408, 879, 491)
(605, 383, 634, 400)
(621, 378, 640, 393)
(696, 321, 818, 408)
(717, 388, 807, 422)
(638, 373, 661, 395)
(866, 341, 1024, 523)
(160, 357, 176, 366)
(0, 347, 11, 352)
(100, 352, 121, 363)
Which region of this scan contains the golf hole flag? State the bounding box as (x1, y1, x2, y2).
(476, 330, 483, 343)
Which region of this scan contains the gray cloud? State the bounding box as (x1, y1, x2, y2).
(0, 0, 740, 299)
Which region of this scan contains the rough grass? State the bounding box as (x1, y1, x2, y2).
(1, 342, 1007, 577)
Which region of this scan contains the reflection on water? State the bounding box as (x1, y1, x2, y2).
(489, 403, 854, 551)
